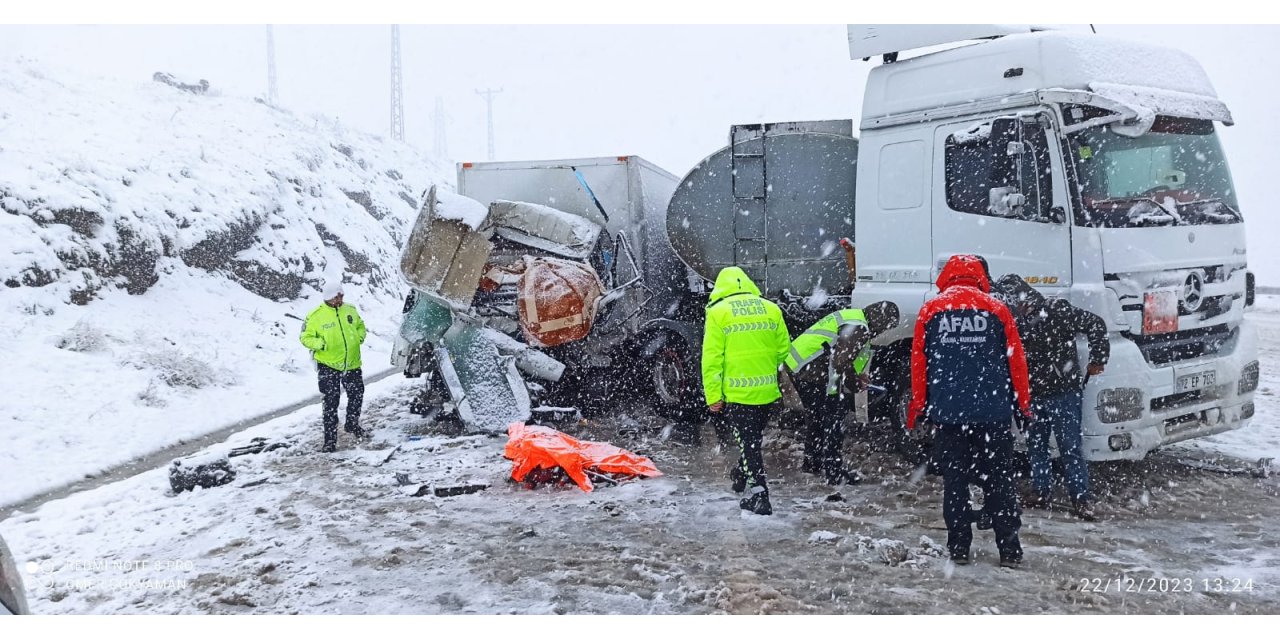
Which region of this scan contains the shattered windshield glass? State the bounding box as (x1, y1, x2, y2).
(1067, 115, 1242, 228)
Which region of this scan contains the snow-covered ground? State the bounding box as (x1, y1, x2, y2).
(0, 57, 453, 506)
(2, 294, 1277, 613)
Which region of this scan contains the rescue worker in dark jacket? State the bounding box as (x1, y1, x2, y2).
(908, 255, 1032, 568)
(702, 267, 792, 516)
(993, 274, 1110, 521)
(779, 302, 900, 485)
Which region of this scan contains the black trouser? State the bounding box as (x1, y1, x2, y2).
(934, 421, 1022, 559)
(318, 364, 364, 445)
(795, 383, 847, 480)
(727, 402, 773, 492)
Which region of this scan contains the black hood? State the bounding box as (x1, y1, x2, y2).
(993, 274, 1046, 316)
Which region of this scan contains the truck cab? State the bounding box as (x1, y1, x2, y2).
(848, 27, 1259, 460)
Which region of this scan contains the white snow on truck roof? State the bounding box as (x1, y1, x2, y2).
(862, 31, 1226, 124)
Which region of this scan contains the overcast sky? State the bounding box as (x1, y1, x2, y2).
(2, 24, 1277, 279)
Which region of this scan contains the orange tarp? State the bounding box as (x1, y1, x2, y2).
(504, 422, 663, 492)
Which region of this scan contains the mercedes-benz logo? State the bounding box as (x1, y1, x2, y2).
(1183, 272, 1204, 312)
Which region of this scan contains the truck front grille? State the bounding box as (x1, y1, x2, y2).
(1124, 324, 1235, 367)
(1151, 390, 1203, 413)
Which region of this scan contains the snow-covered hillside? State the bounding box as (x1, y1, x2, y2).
(0, 57, 453, 506)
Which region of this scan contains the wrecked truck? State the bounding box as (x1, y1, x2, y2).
(391, 156, 705, 432)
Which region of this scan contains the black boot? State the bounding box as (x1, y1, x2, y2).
(739, 490, 773, 515)
(322, 422, 338, 453)
(999, 553, 1023, 569)
(730, 467, 747, 494)
(1070, 498, 1098, 522)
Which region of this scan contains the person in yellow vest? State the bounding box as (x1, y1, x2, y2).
(701, 267, 792, 516)
(300, 280, 368, 453)
(779, 301, 900, 485)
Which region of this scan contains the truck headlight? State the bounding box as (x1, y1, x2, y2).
(1097, 387, 1143, 423)
(1239, 360, 1260, 395)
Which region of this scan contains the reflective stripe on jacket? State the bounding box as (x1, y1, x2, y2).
(701, 267, 791, 406)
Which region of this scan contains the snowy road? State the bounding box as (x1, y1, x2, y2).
(2, 301, 1279, 614)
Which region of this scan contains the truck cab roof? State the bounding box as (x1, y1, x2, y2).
(859, 30, 1232, 129)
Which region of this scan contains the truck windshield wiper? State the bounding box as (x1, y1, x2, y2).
(1086, 196, 1180, 227)
(1176, 197, 1243, 224)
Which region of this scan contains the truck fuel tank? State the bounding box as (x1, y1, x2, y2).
(666, 120, 858, 298)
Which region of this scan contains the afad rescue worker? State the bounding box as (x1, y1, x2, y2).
(908, 255, 1032, 568)
(993, 274, 1109, 521)
(702, 267, 792, 516)
(779, 302, 900, 485)
(300, 280, 368, 453)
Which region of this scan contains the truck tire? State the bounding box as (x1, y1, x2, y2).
(647, 332, 705, 425)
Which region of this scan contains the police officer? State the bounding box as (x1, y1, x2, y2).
(300, 280, 368, 453)
(702, 267, 792, 516)
(907, 255, 1032, 568)
(779, 302, 900, 485)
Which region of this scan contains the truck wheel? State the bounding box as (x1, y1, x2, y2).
(648, 333, 704, 424)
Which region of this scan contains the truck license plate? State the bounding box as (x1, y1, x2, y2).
(1176, 370, 1217, 392)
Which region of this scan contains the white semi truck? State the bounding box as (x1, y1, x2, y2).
(395, 25, 1258, 461)
(665, 25, 1258, 460)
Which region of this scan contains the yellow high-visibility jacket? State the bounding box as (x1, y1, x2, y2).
(701, 267, 791, 406)
(300, 302, 367, 371)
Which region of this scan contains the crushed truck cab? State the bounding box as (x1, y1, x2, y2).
(393, 157, 697, 432)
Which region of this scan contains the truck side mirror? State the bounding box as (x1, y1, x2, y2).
(988, 186, 1025, 218)
(988, 117, 1020, 187)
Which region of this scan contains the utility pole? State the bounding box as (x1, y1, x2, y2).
(476, 87, 502, 160)
(390, 25, 405, 142)
(266, 25, 279, 106)
(432, 96, 449, 158)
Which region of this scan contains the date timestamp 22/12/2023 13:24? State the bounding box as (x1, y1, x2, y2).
(1078, 577, 1256, 593)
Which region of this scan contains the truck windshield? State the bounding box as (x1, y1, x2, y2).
(1067, 115, 1241, 228)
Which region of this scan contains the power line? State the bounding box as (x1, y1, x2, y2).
(265, 25, 279, 106)
(433, 96, 449, 158)
(390, 25, 405, 142)
(476, 87, 502, 161)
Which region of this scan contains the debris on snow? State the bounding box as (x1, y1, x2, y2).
(807, 530, 843, 544)
(152, 71, 210, 95)
(168, 451, 236, 493)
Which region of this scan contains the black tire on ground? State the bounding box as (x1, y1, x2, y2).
(646, 331, 706, 425)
